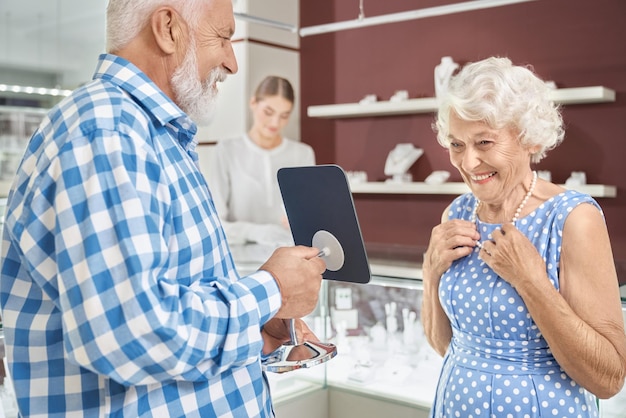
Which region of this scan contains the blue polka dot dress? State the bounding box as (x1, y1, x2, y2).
(429, 190, 601, 418)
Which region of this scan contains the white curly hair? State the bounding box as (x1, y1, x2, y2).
(434, 56, 564, 163)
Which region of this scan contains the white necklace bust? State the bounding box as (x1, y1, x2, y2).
(434, 56, 459, 100)
(384, 143, 423, 182)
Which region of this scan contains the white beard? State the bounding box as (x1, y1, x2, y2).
(171, 40, 226, 126)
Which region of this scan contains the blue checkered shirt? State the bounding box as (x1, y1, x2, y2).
(0, 54, 281, 417)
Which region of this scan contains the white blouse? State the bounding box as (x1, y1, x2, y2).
(207, 134, 315, 246)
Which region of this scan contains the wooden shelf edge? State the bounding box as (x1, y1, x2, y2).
(349, 182, 617, 198)
(307, 86, 615, 119)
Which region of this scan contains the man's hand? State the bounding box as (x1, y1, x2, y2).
(260, 246, 326, 319)
(261, 318, 320, 355)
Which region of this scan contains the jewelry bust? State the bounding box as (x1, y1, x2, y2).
(384, 143, 423, 182)
(434, 56, 459, 100)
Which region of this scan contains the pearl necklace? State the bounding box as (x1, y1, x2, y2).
(471, 171, 537, 249)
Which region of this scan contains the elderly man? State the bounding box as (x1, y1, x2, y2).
(0, 0, 325, 416)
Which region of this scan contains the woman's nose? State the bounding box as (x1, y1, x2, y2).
(270, 115, 283, 126)
(461, 147, 481, 170)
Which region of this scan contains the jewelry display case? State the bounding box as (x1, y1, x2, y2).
(264, 275, 440, 418)
(234, 246, 626, 417)
(234, 246, 441, 414)
(299, 276, 625, 418)
(232, 247, 330, 411)
(323, 276, 441, 411)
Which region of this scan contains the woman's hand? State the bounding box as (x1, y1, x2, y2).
(479, 223, 545, 288)
(423, 219, 481, 281)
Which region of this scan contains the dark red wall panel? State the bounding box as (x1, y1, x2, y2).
(300, 0, 626, 279)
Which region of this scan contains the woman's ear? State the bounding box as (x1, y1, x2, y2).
(528, 143, 542, 156)
(151, 7, 182, 55)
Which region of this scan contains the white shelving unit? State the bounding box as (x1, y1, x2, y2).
(307, 86, 615, 118)
(0, 106, 48, 198)
(0, 180, 12, 198)
(308, 86, 617, 199)
(349, 181, 617, 198)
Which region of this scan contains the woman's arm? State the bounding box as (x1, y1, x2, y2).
(421, 205, 481, 356)
(487, 203, 626, 398)
(421, 261, 453, 356)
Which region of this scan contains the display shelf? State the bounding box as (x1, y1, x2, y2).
(307, 86, 615, 119)
(308, 97, 439, 118)
(349, 181, 617, 198)
(548, 86, 616, 105)
(369, 262, 422, 282)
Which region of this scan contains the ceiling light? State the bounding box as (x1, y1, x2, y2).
(299, 0, 536, 37)
(0, 84, 72, 97)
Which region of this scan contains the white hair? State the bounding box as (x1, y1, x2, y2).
(106, 0, 206, 52)
(434, 56, 564, 163)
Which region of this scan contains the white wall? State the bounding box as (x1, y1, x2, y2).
(232, 0, 299, 49)
(198, 0, 301, 144)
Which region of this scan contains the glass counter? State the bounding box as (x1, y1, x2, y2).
(324, 276, 441, 410)
(232, 243, 440, 410)
(231, 244, 330, 405)
(322, 271, 626, 416)
(233, 245, 626, 416)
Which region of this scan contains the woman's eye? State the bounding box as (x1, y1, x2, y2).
(448, 142, 463, 152)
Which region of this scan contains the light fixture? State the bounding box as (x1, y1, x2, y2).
(299, 0, 536, 37)
(234, 12, 297, 33)
(0, 84, 72, 97)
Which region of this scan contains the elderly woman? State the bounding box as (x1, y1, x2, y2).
(421, 56, 626, 417)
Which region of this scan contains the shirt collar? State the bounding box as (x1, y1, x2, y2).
(92, 53, 198, 151)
